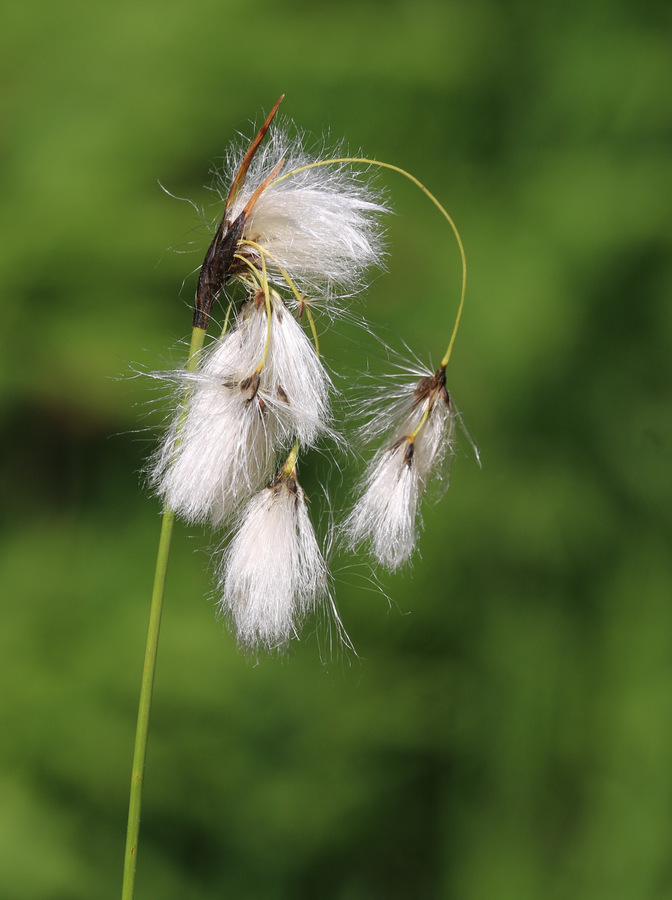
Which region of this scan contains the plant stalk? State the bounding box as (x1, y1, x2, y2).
(121, 326, 206, 900)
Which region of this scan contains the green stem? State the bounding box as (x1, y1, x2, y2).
(121, 326, 206, 900)
(121, 508, 174, 900)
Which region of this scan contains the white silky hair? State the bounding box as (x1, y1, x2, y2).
(345, 372, 456, 570)
(217, 477, 328, 650)
(222, 123, 389, 303)
(345, 440, 420, 571)
(151, 309, 276, 527)
(262, 294, 334, 446)
(150, 299, 333, 528)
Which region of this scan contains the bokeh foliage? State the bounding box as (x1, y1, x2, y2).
(1, 0, 671, 897)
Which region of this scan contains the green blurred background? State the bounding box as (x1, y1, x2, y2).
(2, 0, 671, 897)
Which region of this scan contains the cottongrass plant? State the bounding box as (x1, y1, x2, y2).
(122, 95, 475, 900)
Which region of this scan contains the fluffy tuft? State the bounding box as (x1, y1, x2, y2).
(217, 474, 329, 650)
(220, 122, 390, 305)
(345, 365, 456, 570)
(345, 439, 421, 571)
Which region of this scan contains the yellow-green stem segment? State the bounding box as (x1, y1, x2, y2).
(280, 440, 301, 478)
(270, 158, 466, 370)
(121, 325, 206, 900)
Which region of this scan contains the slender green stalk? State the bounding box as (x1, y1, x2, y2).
(121, 325, 206, 900)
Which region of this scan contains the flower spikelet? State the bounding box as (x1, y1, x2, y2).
(222, 124, 389, 304)
(151, 304, 276, 526)
(217, 470, 328, 650)
(151, 295, 333, 527)
(345, 365, 455, 570)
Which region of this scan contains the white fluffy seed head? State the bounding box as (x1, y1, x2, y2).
(345, 438, 420, 571)
(220, 123, 389, 305)
(149, 298, 333, 527)
(150, 325, 277, 527)
(217, 473, 329, 650)
(345, 366, 456, 570)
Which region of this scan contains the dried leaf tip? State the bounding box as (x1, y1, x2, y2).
(194, 96, 285, 330)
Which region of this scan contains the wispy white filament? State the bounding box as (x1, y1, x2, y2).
(221, 124, 389, 304)
(217, 475, 328, 650)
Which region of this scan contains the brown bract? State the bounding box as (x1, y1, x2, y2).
(192, 95, 285, 330)
(413, 365, 451, 411)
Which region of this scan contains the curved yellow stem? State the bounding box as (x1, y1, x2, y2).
(256, 252, 273, 372)
(232, 254, 263, 288)
(303, 305, 320, 359)
(219, 302, 234, 338)
(269, 157, 466, 370)
(230, 251, 273, 372)
(408, 400, 432, 443)
(280, 440, 301, 479)
(240, 239, 322, 359)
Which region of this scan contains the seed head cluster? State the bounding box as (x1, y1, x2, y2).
(149, 97, 474, 652)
